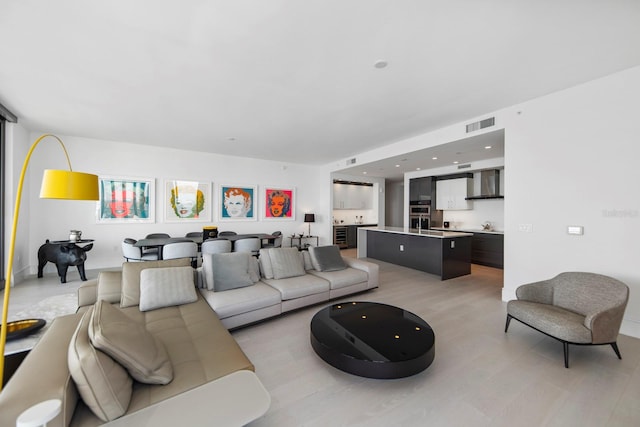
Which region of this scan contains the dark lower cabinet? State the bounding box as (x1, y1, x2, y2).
(347, 226, 358, 248)
(366, 230, 471, 280)
(471, 233, 504, 269)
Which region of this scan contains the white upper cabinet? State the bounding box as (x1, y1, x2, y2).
(333, 183, 373, 210)
(436, 178, 473, 210)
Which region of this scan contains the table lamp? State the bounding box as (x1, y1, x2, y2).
(304, 213, 315, 237)
(0, 134, 99, 391)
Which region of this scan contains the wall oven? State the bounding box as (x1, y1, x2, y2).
(409, 215, 430, 230)
(409, 205, 431, 216)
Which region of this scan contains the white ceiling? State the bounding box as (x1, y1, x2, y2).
(2, 1, 639, 176)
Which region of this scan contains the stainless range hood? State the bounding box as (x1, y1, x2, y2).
(466, 169, 504, 200)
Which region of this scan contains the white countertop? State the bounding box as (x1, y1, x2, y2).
(431, 227, 504, 235)
(359, 226, 473, 238)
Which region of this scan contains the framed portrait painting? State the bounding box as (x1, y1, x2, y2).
(262, 186, 295, 220)
(219, 184, 257, 221)
(97, 176, 155, 223)
(164, 179, 212, 222)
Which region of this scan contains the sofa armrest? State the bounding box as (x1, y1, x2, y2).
(77, 279, 98, 308)
(515, 280, 554, 304)
(343, 257, 379, 289)
(96, 270, 123, 304)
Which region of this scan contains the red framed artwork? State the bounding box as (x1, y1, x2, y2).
(262, 187, 295, 220)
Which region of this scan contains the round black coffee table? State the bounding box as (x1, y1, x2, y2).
(310, 302, 435, 379)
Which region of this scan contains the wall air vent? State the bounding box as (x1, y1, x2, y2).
(457, 164, 472, 170)
(346, 158, 356, 166)
(465, 117, 495, 133)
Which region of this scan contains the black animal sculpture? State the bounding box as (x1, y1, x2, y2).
(37, 240, 93, 283)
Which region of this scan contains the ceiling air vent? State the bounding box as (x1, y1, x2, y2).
(457, 164, 471, 169)
(346, 158, 356, 166)
(466, 117, 495, 133)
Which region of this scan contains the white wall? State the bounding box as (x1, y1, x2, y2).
(331, 65, 640, 337)
(6, 132, 330, 277)
(502, 66, 640, 337)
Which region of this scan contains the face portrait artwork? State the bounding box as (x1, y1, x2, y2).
(266, 189, 292, 218)
(100, 181, 150, 219)
(223, 187, 253, 218)
(170, 185, 205, 218)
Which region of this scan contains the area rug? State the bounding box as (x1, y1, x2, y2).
(5, 293, 78, 354)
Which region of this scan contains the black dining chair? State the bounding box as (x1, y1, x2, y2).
(218, 231, 238, 236)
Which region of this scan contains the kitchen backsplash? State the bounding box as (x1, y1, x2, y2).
(332, 209, 377, 225)
(441, 199, 504, 231)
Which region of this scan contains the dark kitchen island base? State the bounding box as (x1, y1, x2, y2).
(360, 227, 472, 280)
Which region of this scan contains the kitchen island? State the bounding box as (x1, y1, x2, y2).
(357, 226, 473, 280)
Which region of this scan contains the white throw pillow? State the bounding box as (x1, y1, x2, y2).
(89, 300, 173, 385)
(139, 266, 198, 311)
(270, 247, 306, 279)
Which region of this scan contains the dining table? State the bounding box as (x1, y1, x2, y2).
(134, 236, 203, 260)
(135, 234, 277, 259)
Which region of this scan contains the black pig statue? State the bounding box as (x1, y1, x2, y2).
(37, 240, 93, 283)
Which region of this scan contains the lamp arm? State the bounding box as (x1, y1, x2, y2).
(0, 134, 73, 390)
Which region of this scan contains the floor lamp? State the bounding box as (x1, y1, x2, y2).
(0, 134, 98, 391)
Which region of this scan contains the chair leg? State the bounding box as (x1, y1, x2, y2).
(504, 315, 512, 333)
(563, 342, 570, 368)
(611, 342, 622, 360)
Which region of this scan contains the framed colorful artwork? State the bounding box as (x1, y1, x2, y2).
(163, 179, 212, 222)
(218, 184, 257, 221)
(97, 176, 155, 223)
(262, 186, 295, 220)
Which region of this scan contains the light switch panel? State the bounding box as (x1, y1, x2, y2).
(567, 226, 584, 235)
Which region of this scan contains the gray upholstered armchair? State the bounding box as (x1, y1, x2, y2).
(505, 272, 629, 368)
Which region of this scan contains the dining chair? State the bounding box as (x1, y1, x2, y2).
(185, 232, 203, 238)
(233, 237, 261, 256)
(201, 238, 232, 255)
(162, 241, 198, 267)
(121, 238, 159, 262)
(218, 231, 238, 236)
(262, 231, 283, 249)
(145, 233, 171, 239)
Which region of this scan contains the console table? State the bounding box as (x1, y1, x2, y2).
(289, 235, 318, 249)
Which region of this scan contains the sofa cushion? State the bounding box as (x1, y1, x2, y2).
(269, 247, 306, 279)
(68, 307, 133, 422)
(309, 267, 369, 290)
(262, 274, 330, 300)
(89, 300, 173, 384)
(139, 266, 198, 311)
(208, 252, 255, 291)
(302, 251, 314, 271)
(199, 282, 282, 319)
(121, 259, 191, 308)
(308, 245, 347, 272)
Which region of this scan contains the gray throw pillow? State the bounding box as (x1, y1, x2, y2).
(212, 252, 255, 291)
(309, 245, 347, 272)
(270, 247, 306, 279)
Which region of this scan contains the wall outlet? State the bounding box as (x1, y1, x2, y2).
(518, 223, 533, 233)
(400, 244, 404, 251)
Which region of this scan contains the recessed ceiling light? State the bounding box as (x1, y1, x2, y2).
(453, 161, 459, 164)
(395, 164, 400, 168)
(416, 167, 421, 171)
(363, 171, 367, 174)
(485, 145, 492, 149)
(432, 157, 438, 160)
(374, 60, 388, 69)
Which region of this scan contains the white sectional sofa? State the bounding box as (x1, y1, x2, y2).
(198, 246, 379, 329)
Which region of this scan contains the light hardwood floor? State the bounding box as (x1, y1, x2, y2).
(4, 254, 639, 426)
